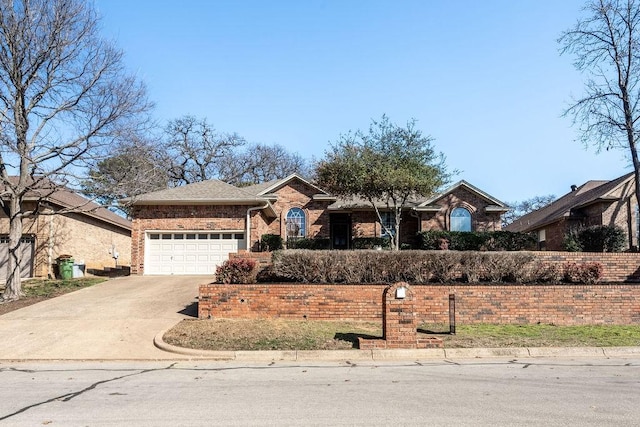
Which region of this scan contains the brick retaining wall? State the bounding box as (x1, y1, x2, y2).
(199, 283, 640, 325)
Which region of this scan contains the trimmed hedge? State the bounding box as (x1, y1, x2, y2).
(286, 238, 331, 250)
(215, 258, 257, 284)
(418, 230, 537, 251)
(268, 250, 603, 285)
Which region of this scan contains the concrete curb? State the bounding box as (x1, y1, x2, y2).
(153, 329, 640, 362)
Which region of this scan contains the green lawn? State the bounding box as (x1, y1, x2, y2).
(163, 319, 640, 351)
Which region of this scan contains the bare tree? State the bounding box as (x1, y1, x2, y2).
(220, 143, 310, 186)
(502, 194, 556, 227)
(162, 115, 245, 185)
(82, 135, 168, 216)
(559, 0, 640, 211)
(0, 0, 150, 301)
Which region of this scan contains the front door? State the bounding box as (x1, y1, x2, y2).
(330, 214, 351, 249)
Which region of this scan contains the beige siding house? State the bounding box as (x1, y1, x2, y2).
(0, 188, 131, 278)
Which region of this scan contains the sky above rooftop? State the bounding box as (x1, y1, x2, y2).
(94, 0, 628, 204)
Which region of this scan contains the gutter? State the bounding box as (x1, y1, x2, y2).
(246, 203, 269, 252)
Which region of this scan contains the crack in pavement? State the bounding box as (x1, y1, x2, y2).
(0, 363, 177, 422)
(1, 359, 636, 421)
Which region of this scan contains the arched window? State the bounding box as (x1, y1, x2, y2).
(286, 208, 306, 240)
(450, 207, 472, 232)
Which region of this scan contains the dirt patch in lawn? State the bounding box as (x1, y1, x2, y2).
(0, 278, 106, 316)
(163, 319, 640, 351)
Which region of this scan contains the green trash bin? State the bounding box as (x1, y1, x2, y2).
(58, 257, 74, 280)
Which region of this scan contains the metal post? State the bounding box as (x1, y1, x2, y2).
(449, 293, 456, 335)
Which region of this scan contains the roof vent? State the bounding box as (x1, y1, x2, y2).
(571, 185, 578, 192)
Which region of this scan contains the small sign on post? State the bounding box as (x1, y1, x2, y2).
(449, 293, 456, 335)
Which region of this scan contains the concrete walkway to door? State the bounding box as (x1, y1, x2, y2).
(0, 275, 203, 360)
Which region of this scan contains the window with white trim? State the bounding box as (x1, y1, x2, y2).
(450, 207, 472, 232)
(286, 208, 306, 240)
(380, 212, 396, 237)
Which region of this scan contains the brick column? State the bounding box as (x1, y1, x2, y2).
(359, 282, 443, 349)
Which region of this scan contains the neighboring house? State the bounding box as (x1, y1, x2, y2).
(0, 187, 132, 279)
(505, 172, 637, 251)
(130, 174, 508, 275)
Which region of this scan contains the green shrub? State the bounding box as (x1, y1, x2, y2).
(578, 225, 626, 252)
(260, 234, 283, 251)
(352, 237, 391, 249)
(563, 229, 583, 252)
(417, 230, 535, 251)
(286, 238, 331, 250)
(484, 231, 537, 251)
(563, 225, 626, 252)
(215, 258, 257, 284)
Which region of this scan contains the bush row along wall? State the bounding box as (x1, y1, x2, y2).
(199, 283, 640, 325)
(232, 251, 640, 283)
(534, 252, 640, 283)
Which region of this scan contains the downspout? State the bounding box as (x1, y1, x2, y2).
(48, 214, 55, 278)
(246, 203, 269, 252)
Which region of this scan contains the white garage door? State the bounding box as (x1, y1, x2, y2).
(145, 232, 246, 275)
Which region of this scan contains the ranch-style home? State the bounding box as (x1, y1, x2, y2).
(506, 172, 639, 251)
(130, 174, 509, 275)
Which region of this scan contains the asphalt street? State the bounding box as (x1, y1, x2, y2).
(1, 357, 639, 426)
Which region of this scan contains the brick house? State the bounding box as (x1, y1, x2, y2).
(0, 188, 132, 279)
(130, 175, 508, 275)
(505, 172, 638, 251)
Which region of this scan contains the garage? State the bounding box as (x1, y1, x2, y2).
(144, 232, 245, 275)
(0, 235, 35, 278)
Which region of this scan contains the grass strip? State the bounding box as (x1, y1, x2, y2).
(164, 319, 640, 351)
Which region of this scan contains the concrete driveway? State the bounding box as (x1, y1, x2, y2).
(0, 275, 204, 360)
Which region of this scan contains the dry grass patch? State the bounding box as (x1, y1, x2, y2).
(163, 319, 382, 351)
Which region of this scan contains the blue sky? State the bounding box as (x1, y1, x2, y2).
(94, 0, 628, 204)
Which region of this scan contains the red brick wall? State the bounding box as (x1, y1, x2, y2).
(420, 187, 503, 232)
(534, 251, 640, 282)
(131, 204, 247, 274)
(199, 282, 640, 325)
(201, 250, 640, 325)
(260, 181, 332, 244)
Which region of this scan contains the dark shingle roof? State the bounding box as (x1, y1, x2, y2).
(1, 177, 131, 231)
(505, 172, 634, 232)
(48, 189, 131, 231)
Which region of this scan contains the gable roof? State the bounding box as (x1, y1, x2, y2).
(505, 172, 635, 232)
(414, 180, 509, 213)
(243, 174, 336, 201)
(1, 177, 131, 231)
